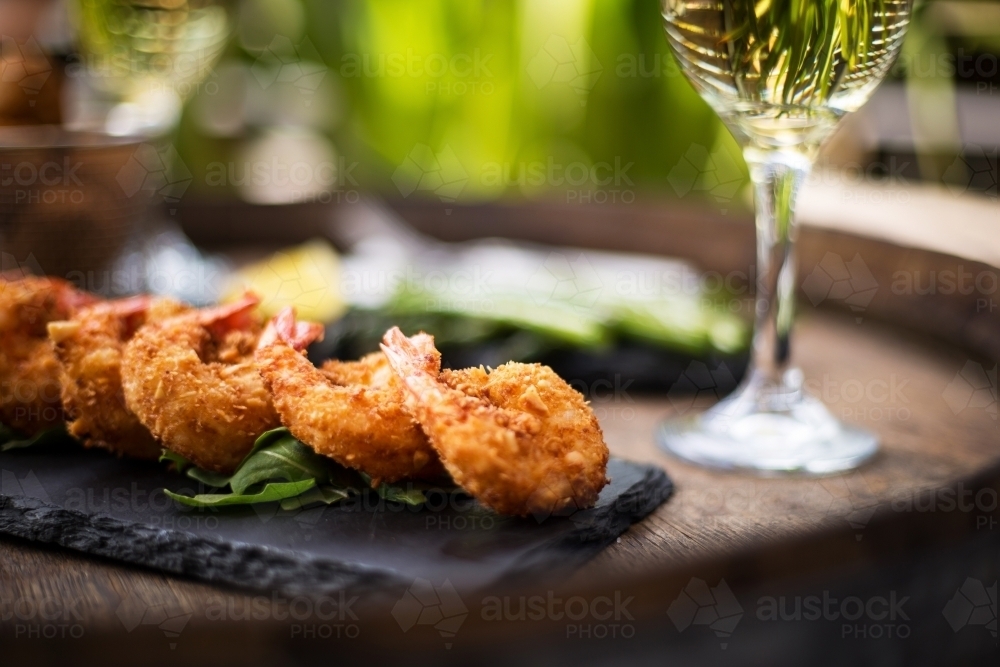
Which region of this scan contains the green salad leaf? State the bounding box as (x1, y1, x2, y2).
(163, 427, 457, 510)
(165, 480, 318, 508)
(227, 429, 332, 494)
(0, 423, 75, 452)
(158, 449, 192, 472)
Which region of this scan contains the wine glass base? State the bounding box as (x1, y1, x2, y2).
(658, 376, 879, 475)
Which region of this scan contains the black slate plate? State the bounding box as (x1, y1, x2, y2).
(0, 444, 672, 597)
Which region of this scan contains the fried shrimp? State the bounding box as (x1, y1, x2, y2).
(0, 272, 96, 435)
(121, 294, 280, 473)
(256, 308, 443, 486)
(48, 296, 189, 459)
(381, 327, 609, 517)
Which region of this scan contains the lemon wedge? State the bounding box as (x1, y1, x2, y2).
(224, 240, 345, 323)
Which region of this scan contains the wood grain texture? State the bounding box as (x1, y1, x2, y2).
(2, 311, 995, 638)
(571, 311, 999, 584)
(5, 200, 999, 657)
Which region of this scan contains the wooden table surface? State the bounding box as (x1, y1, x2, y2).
(2, 195, 998, 664)
(2, 309, 996, 629)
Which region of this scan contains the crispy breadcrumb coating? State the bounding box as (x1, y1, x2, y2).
(121, 295, 278, 473)
(381, 327, 609, 517)
(0, 273, 96, 435)
(48, 296, 189, 459)
(256, 309, 443, 486)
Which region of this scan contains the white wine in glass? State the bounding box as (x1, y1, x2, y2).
(658, 0, 912, 473)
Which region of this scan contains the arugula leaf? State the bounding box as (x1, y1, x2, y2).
(375, 484, 428, 505)
(165, 479, 318, 508)
(185, 467, 232, 489)
(228, 429, 331, 494)
(159, 449, 192, 473)
(159, 449, 233, 487)
(279, 484, 351, 511)
(0, 423, 75, 452)
(162, 427, 457, 511)
(358, 471, 454, 506)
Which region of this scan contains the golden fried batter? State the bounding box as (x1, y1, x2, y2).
(0, 272, 95, 435)
(256, 309, 443, 487)
(381, 327, 609, 517)
(48, 296, 189, 459)
(121, 294, 279, 473)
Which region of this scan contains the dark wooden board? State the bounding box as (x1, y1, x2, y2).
(0, 446, 671, 597)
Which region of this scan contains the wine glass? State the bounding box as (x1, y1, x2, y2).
(658, 0, 913, 473)
(74, 0, 234, 135)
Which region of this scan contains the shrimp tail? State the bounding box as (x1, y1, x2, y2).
(380, 327, 444, 400)
(200, 292, 261, 336)
(108, 295, 152, 315)
(259, 306, 325, 351)
(380, 327, 440, 376)
(56, 284, 100, 313)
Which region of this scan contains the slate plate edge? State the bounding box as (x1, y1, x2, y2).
(495, 464, 674, 588)
(0, 460, 673, 597)
(0, 493, 410, 599)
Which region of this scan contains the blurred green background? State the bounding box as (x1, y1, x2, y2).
(175, 0, 731, 206)
(129, 0, 1000, 206)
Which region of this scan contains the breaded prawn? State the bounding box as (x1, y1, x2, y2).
(121, 294, 280, 473)
(256, 308, 443, 487)
(48, 296, 189, 459)
(381, 327, 609, 517)
(0, 272, 96, 435)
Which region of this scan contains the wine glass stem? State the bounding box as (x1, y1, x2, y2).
(745, 147, 812, 390)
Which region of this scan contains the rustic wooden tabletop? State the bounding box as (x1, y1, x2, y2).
(2, 192, 998, 665)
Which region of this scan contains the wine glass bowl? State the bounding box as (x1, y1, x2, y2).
(75, 0, 234, 135)
(657, 0, 914, 474)
(663, 0, 912, 150)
